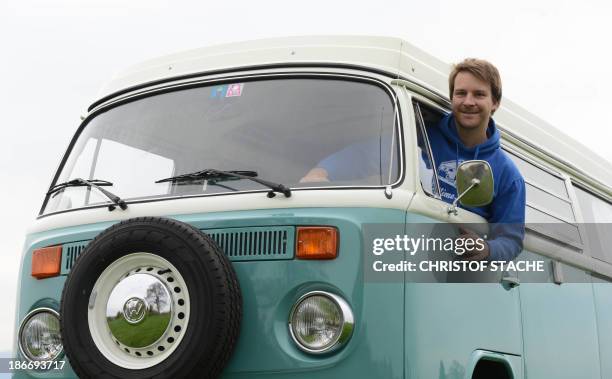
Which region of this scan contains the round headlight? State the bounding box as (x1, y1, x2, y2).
(19, 308, 63, 361)
(289, 291, 354, 354)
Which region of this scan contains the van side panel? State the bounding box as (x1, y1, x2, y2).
(591, 278, 612, 379)
(518, 255, 600, 379)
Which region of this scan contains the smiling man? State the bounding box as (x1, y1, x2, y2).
(427, 58, 526, 262)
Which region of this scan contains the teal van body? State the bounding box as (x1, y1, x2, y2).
(15, 207, 612, 378)
(12, 37, 612, 378)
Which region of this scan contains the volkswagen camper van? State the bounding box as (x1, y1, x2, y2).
(12, 36, 612, 378)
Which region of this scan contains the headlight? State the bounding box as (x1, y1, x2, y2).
(19, 308, 63, 361)
(288, 291, 354, 354)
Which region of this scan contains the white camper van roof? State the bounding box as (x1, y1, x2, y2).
(92, 36, 612, 192)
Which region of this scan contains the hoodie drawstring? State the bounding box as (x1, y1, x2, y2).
(455, 143, 481, 197)
(455, 142, 459, 173)
(455, 143, 481, 167)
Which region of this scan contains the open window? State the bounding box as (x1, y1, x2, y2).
(413, 101, 445, 199)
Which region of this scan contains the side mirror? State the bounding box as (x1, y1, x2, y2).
(448, 160, 494, 214)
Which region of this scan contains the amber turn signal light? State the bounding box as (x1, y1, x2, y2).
(296, 227, 338, 259)
(31, 246, 62, 279)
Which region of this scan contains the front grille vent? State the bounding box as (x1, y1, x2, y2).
(59, 226, 295, 274)
(61, 241, 90, 274)
(206, 226, 294, 261)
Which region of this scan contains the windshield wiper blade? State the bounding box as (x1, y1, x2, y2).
(155, 169, 291, 198)
(48, 178, 113, 194)
(47, 178, 128, 211)
(156, 170, 258, 183)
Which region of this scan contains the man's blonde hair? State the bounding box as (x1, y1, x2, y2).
(449, 58, 502, 105)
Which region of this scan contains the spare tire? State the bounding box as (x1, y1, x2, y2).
(60, 217, 242, 378)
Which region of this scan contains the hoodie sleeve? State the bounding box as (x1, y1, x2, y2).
(317, 139, 386, 181)
(486, 177, 526, 262)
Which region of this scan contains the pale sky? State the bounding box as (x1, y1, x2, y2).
(1, 0, 611, 351)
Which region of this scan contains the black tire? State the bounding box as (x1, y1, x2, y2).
(60, 217, 242, 378)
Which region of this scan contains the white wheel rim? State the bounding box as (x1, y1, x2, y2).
(87, 253, 191, 369)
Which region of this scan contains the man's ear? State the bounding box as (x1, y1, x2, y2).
(491, 101, 500, 114)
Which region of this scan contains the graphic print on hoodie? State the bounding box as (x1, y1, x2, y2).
(437, 160, 463, 201)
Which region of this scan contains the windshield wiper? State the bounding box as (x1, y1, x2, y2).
(47, 178, 128, 211)
(156, 169, 291, 198)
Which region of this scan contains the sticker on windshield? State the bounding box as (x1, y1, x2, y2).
(210, 85, 227, 98)
(225, 83, 244, 97)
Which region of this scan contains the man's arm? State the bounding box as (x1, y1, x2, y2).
(485, 178, 526, 261)
(459, 177, 526, 262)
(300, 168, 330, 183)
(299, 139, 385, 183)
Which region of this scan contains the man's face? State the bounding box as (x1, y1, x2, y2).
(451, 71, 499, 132)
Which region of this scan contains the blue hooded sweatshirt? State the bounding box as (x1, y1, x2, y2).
(428, 113, 526, 261)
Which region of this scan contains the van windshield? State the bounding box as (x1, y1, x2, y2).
(43, 77, 400, 214)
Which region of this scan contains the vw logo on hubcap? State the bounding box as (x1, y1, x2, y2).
(123, 297, 147, 324)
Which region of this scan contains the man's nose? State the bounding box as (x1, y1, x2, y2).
(463, 93, 476, 105)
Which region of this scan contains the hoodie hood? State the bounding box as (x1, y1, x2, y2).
(439, 113, 500, 160)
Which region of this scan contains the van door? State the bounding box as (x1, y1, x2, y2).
(403, 99, 523, 378)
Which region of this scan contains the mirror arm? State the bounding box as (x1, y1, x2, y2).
(447, 178, 480, 215)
